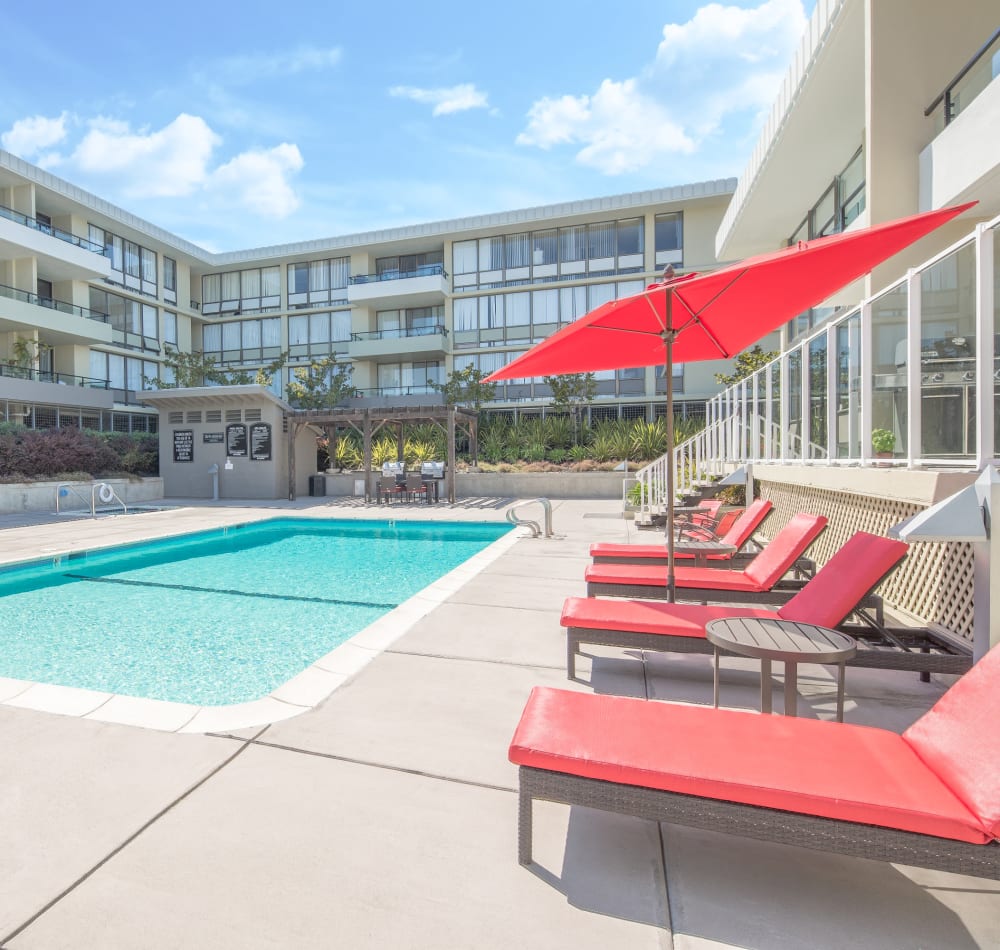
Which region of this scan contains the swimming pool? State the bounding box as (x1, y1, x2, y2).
(0, 518, 511, 706)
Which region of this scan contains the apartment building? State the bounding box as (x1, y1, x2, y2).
(0, 148, 738, 433)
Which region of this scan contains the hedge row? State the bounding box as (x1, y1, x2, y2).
(0, 424, 158, 480)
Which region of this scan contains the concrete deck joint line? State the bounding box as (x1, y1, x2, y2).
(0, 725, 269, 947)
(249, 738, 518, 795)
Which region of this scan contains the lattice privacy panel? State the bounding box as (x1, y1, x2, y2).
(758, 481, 975, 644)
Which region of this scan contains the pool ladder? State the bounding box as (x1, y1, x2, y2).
(506, 498, 554, 538)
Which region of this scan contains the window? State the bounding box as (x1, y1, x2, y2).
(617, 219, 643, 256)
(140, 247, 157, 288)
(162, 311, 177, 345)
(559, 226, 586, 263)
(163, 257, 176, 302)
(505, 233, 530, 269)
(454, 298, 477, 332)
(655, 213, 682, 252)
(587, 223, 615, 260)
(532, 230, 557, 267)
(453, 241, 478, 275)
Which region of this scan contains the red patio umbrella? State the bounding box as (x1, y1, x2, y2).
(485, 201, 975, 600)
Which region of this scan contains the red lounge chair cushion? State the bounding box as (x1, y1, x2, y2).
(585, 562, 768, 592)
(510, 687, 991, 844)
(778, 533, 908, 629)
(742, 513, 827, 588)
(904, 644, 1000, 839)
(561, 596, 779, 637)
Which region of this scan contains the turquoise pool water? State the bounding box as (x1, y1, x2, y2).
(0, 518, 510, 706)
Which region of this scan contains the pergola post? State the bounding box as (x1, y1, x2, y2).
(447, 407, 457, 504)
(287, 419, 299, 500)
(362, 410, 372, 502)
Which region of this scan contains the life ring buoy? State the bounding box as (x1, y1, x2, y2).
(98, 483, 115, 504)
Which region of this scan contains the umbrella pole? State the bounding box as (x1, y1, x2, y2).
(664, 298, 676, 604)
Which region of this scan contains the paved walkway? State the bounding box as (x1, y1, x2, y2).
(1, 499, 998, 949)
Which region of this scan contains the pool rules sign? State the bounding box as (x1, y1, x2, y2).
(173, 429, 194, 462)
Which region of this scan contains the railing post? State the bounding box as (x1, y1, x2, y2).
(975, 223, 995, 467)
(905, 268, 921, 468)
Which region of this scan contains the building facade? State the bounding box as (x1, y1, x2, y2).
(0, 149, 739, 433)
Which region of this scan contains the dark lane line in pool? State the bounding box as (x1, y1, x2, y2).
(62, 573, 398, 610)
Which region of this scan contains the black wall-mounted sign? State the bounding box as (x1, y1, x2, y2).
(226, 423, 248, 457)
(173, 429, 194, 463)
(250, 423, 272, 461)
(203, 432, 224, 444)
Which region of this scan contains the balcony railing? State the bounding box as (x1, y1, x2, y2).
(351, 325, 447, 341)
(0, 361, 110, 389)
(349, 263, 447, 285)
(0, 204, 107, 255)
(925, 26, 1000, 127)
(0, 282, 110, 323)
(353, 384, 442, 398)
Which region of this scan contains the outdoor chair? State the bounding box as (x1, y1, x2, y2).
(591, 499, 774, 565)
(585, 512, 827, 604)
(566, 531, 908, 678)
(405, 472, 429, 503)
(378, 475, 405, 504)
(509, 641, 1000, 879)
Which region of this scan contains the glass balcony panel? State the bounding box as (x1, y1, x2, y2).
(919, 242, 977, 458)
(836, 316, 862, 458)
(808, 335, 828, 459)
(871, 285, 909, 458)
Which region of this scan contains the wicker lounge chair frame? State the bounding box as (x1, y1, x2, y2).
(516, 766, 1000, 877)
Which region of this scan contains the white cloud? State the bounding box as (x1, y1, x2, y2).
(516, 0, 807, 175)
(5, 112, 306, 219)
(210, 143, 304, 217)
(518, 79, 695, 174)
(212, 46, 343, 84)
(389, 83, 489, 116)
(1, 113, 69, 159)
(72, 114, 220, 197)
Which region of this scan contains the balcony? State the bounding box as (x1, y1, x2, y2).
(0, 283, 114, 346)
(0, 206, 112, 282)
(348, 325, 449, 361)
(920, 28, 1000, 218)
(347, 263, 448, 307)
(0, 361, 114, 410)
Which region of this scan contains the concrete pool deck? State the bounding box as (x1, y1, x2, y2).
(1, 497, 998, 948)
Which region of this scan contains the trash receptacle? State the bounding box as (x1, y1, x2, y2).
(308, 474, 326, 497)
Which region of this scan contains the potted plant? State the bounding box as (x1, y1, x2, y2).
(871, 428, 896, 460)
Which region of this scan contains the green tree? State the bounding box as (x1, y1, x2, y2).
(544, 372, 597, 443)
(146, 350, 229, 388)
(431, 365, 497, 411)
(225, 352, 288, 387)
(285, 356, 357, 409)
(713, 344, 779, 386)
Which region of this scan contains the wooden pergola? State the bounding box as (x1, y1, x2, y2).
(283, 404, 479, 503)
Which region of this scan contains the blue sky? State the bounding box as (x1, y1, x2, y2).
(1, 0, 814, 252)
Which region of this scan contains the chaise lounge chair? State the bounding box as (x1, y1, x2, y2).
(585, 512, 827, 604)
(591, 498, 774, 565)
(509, 642, 1000, 878)
(567, 532, 911, 677)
